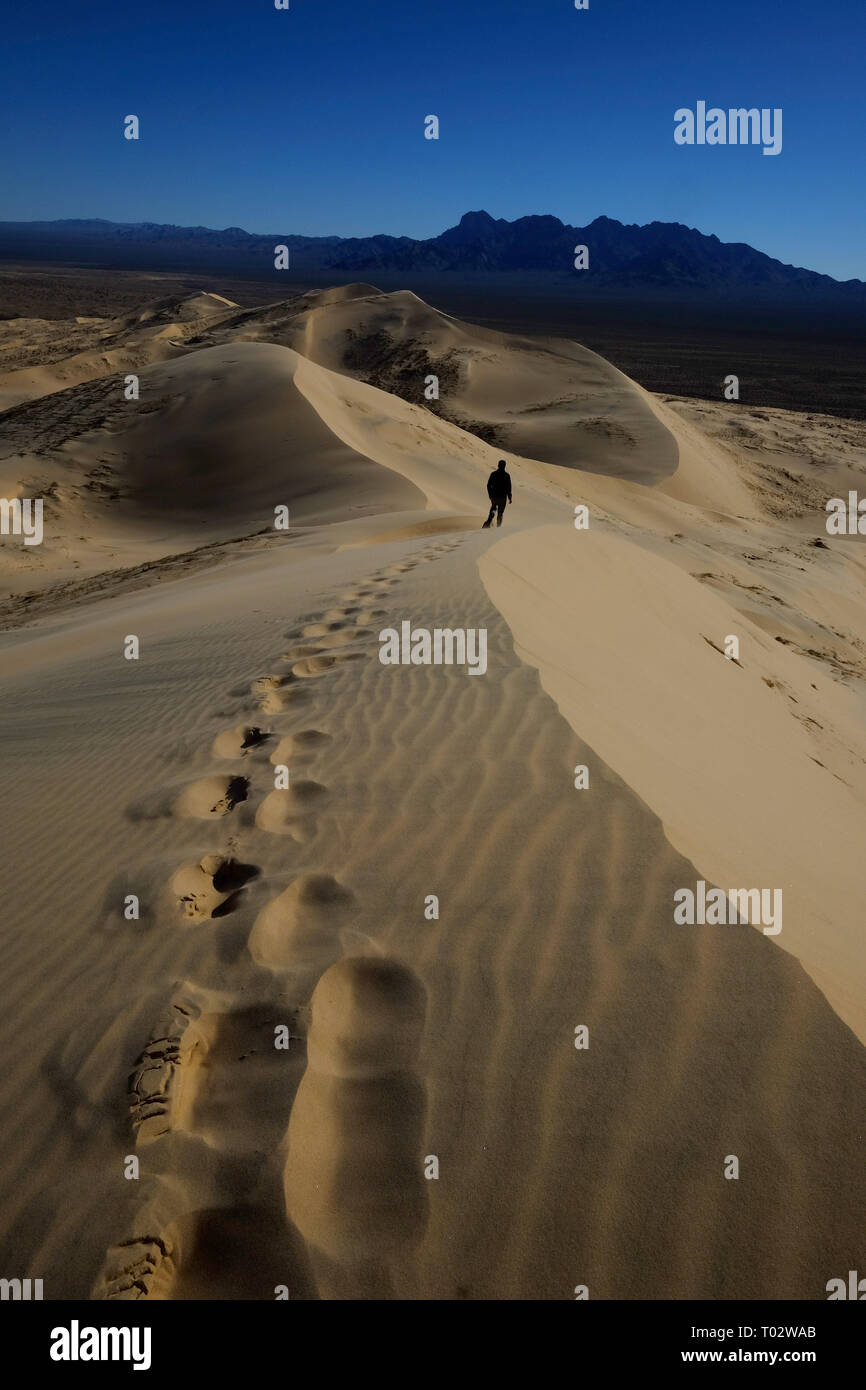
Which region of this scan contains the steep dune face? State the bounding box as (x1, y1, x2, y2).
(479, 523, 866, 1044)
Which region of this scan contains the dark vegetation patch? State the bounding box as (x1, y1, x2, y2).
(342, 326, 506, 446)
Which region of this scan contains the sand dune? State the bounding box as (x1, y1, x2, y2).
(0, 282, 864, 1301)
(0, 340, 433, 594)
(196, 284, 680, 483)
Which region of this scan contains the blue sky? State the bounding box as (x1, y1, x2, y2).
(2, 0, 864, 279)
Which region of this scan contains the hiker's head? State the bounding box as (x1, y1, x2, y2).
(497, 459, 506, 470)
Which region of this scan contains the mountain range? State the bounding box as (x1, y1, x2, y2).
(0, 210, 863, 299)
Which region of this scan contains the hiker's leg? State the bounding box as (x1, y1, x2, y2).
(483, 503, 496, 527)
(496, 500, 505, 526)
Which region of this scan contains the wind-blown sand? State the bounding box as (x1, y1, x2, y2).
(0, 284, 864, 1300)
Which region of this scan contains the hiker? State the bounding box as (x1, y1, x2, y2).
(483, 459, 512, 528)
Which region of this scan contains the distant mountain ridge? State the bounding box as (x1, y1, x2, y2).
(0, 211, 863, 298)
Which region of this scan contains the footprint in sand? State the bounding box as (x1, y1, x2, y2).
(322, 607, 359, 620)
(96, 1233, 177, 1301)
(170, 854, 259, 920)
(173, 775, 248, 820)
(251, 674, 307, 713)
(98, 1204, 316, 1301)
(270, 729, 332, 767)
(285, 631, 372, 659)
(251, 674, 290, 695)
(129, 994, 299, 1148)
(179, 1006, 303, 1154)
(291, 653, 362, 679)
(282, 956, 428, 1263)
(105, 993, 315, 1300)
(301, 621, 347, 638)
(248, 872, 355, 971)
(256, 780, 330, 840)
(127, 999, 203, 1145)
(211, 725, 269, 758)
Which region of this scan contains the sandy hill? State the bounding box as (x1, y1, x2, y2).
(0, 342, 437, 592)
(199, 285, 680, 484)
(121, 291, 239, 327)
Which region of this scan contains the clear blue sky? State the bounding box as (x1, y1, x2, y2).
(2, 0, 864, 279)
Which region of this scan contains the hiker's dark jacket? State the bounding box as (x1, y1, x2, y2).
(487, 468, 512, 501)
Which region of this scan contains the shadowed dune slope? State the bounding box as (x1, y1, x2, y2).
(0, 342, 430, 591)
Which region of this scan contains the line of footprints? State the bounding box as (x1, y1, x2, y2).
(97, 538, 462, 1299)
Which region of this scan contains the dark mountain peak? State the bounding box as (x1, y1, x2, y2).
(457, 209, 497, 230)
(511, 213, 566, 231)
(437, 210, 501, 244)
